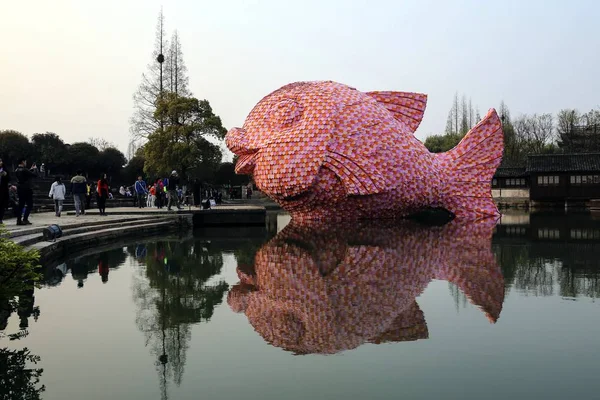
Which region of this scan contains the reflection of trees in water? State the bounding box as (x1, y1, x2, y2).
(0, 278, 45, 399)
(493, 242, 600, 299)
(130, 240, 228, 400)
(448, 283, 468, 312)
(0, 347, 45, 400)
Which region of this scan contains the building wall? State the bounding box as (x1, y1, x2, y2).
(492, 177, 529, 189)
(492, 188, 529, 198)
(530, 172, 600, 201)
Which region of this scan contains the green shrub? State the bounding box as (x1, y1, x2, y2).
(0, 229, 41, 305)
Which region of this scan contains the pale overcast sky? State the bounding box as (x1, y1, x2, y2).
(1, 0, 599, 158)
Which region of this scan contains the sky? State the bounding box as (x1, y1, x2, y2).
(1, 0, 599, 160)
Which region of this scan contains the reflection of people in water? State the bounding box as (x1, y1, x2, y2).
(0, 288, 39, 332)
(70, 262, 88, 288)
(17, 288, 38, 330)
(135, 243, 147, 259)
(228, 218, 504, 355)
(96, 253, 110, 284)
(44, 262, 68, 287)
(98, 260, 109, 283)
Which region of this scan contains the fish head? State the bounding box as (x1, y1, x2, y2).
(226, 81, 348, 202)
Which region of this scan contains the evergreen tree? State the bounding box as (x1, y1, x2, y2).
(144, 93, 227, 182)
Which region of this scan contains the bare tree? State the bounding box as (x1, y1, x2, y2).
(88, 137, 116, 151)
(130, 9, 169, 141)
(165, 31, 190, 97)
(127, 139, 140, 161)
(460, 95, 469, 134)
(445, 113, 454, 135)
(514, 113, 554, 154)
(556, 109, 580, 152)
(534, 113, 555, 151)
(445, 92, 460, 135)
(453, 92, 459, 135)
(468, 98, 474, 128)
(581, 108, 600, 126)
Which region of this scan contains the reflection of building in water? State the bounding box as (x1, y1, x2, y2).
(494, 212, 600, 298)
(228, 219, 504, 355)
(129, 240, 229, 400)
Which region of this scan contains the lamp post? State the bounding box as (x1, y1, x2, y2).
(157, 53, 165, 132)
(499, 113, 506, 199)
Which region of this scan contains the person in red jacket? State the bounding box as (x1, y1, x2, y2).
(97, 174, 109, 216)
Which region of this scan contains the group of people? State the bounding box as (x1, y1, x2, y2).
(126, 170, 184, 211)
(0, 158, 39, 225)
(0, 158, 25, 225)
(1, 158, 251, 226)
(47, 171, 111, 217)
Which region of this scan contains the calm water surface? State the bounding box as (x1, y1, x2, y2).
(2, 212, 600, 400)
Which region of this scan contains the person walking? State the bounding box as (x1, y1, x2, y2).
(167, 170, 182, 211)
(49, 176, 66, 217)
(8, 185, 19, 219)
(148, 184, 156, 207)
(0, 158, 9, 224)
(97, 173, 109, 216)
(70, 170, 87, 217)
(14, 159, 36, 225)
(85, 181, 92, 210)
(134, 176, 147, 209)
(155, 179, 165, 209)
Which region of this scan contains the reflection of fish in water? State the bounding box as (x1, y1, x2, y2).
(226, 81, 504, 221)
(228, 219, 504, 355)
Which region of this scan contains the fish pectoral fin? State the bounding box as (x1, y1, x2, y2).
(323, 152, 387, 196)
(366, 91, 427, 133)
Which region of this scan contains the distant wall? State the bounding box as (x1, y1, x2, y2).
(499, 212, 530, 225)
(492, 189, 529, 198)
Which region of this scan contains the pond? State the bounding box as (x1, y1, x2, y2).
(1, 211, 600, 400)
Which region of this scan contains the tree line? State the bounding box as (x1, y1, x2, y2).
(0, 128, 247, 187)
(0, 130, 127, 179)
(424, 92, 600, 165)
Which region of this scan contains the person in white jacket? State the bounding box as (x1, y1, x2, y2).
(49, 176, 66, 217)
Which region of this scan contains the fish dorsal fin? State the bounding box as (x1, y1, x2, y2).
(366, 91, 427, 133)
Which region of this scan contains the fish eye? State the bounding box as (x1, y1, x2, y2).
(268, 99, 303, 129)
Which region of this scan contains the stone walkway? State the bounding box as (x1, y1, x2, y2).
(1, 205, 266, 236)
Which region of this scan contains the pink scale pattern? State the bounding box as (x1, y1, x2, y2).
(226, 81, 504, 221)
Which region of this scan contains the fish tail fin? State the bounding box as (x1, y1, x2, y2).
(436, 109, 504, 219)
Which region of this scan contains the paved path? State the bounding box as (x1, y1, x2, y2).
(1, 205, 266, 236)
(1, 212, 151, 236)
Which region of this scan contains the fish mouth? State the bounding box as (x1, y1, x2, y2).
(226, 126, 261, 174)
(226, 127, 258, 154)
(235, 151, 259, 174)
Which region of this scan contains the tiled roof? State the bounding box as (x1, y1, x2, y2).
(526, 153, 600, 173)
(494, 167, 527, 178)
(498, 159, 526, 169)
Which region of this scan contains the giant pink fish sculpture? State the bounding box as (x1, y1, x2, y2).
(226, 81, 503, 221)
